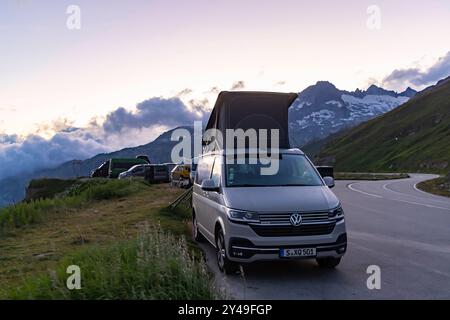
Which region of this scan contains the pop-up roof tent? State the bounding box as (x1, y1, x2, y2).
(204, 91, 298, 150)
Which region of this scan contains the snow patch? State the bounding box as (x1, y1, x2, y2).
(294, 101, 312, 110)
(325, 100, 342, 107)
(296, 109, 336, 127)
(341, 94, 409, 121)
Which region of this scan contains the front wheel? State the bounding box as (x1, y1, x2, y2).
(316, 257, 341, 268)
(216, 229, 239, 275)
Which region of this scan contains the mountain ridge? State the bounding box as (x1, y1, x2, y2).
(316, 76, 450, 173)
(288, 81, 416, 147)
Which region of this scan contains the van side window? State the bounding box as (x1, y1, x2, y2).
(196, 156, 213, 184)
(211, 157, 222, 187)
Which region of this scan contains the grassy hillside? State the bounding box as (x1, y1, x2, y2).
(25, 179, 78, 201)
(317, 77, 450, 173)
(0, 180, 218, 299)
(0, 179, 144, 236)
(417, 174, 450, 198)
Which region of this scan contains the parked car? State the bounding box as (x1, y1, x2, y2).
(118, 164, 150, 180)
(90, 160, 110, 178)
(109, 158, 149, 178)
(146, 164, 171, 183)
(192, 148, 347, 274)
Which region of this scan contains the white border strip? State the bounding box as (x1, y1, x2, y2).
(348, 183, 383, 198)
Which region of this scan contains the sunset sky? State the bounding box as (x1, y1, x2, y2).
(1, 0, 449, 137)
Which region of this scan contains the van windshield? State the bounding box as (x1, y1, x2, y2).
(225, 154, 323, 187)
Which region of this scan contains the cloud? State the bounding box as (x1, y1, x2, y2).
(230, 81, 246, 90)
(176, 88, 193, 97)
(0, 134, 19, 144)
(34, 117, 76, 137)
(382, 51, 450, 89)
(0, 96, 209, 180)
(0, 132, 110, 180)
(102, 97, 206, 133)
(208, 86, 220, 94)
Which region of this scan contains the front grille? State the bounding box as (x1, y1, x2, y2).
(250, 222, 336, 237)
(249, 211, 337, 237)
(259, 211, 330, 226)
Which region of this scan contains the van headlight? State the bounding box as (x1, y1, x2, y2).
(226, 209, 260, 223)
(329, 206, 344, 219)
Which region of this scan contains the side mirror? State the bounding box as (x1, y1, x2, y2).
(201, 179, 219, 192)
(316, 166, 334, 179)
(323, 176, 335, 188)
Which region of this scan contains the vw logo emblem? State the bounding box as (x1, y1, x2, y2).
(290, 213, 302, 226)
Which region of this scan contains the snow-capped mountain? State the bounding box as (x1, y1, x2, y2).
(288, 81, 417, 147)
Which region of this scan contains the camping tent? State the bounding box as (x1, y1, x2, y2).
(204, 91, 298, 150)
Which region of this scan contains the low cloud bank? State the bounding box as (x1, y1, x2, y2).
(0, 96, 208, 180)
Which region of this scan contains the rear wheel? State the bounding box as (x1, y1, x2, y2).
(316, 257, 341, 268)
(192, 212, 206, 242)
(216, 229, 239, 275)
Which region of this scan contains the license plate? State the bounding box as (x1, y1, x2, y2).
(280, 248, 316, 258)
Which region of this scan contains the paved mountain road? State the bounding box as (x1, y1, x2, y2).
(200, 174, 450, 299)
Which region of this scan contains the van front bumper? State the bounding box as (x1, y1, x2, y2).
(225, 220, 347, 263)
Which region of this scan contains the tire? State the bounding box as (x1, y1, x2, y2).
(216, 229, 239, 275)
(192, 212, 206, 242)
(316, 257, 341, 268)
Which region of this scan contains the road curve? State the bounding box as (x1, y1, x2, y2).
(200, 173, 450, 299)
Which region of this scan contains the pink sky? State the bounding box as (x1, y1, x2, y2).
(1, 0, 449, 136)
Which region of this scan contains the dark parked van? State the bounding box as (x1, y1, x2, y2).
(136, 155, 151, 164)
(90, 160, 110, 178)
(146, 164, 171, 183)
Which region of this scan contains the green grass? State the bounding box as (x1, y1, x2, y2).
(317, 79, 450, 174)
(0, 179, 146, 237)
(67, 179, 145, 200)
(0, 182, 218, 300)
(4, 224, 217, 300)
(417, 176, 450, 198)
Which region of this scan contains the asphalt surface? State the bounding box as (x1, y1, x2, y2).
(200, 174, 450, 299)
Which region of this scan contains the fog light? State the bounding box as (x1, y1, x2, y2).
(232, 250, 244, 257)
(337, 245, 346, 254)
